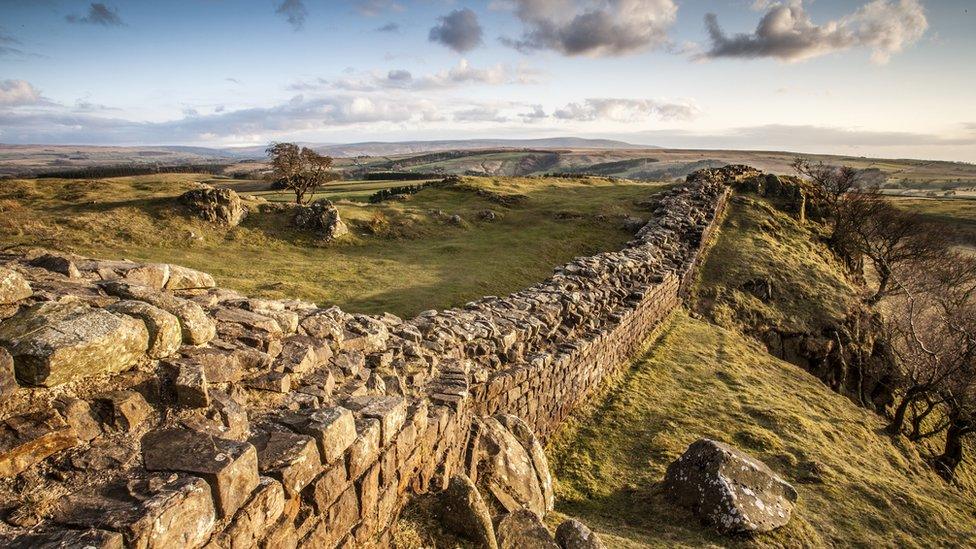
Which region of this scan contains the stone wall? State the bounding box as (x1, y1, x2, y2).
(0, 166, 757, 548)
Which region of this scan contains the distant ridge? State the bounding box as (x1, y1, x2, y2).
(227, 137, 655, 158)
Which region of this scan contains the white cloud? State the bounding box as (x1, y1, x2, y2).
(0, 79, 46, 106)
(701, 0, 928, 64)
(553, 98, 699, 122)
(500, 0, 678, 57)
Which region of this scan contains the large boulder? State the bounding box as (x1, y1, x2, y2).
(293, 199, 349, 241)
(472, 416, 548, 518)
(663, 438, 797, 534)
(179, 187, 246, 227)
(495, 510, 559, 549)
(0, 301, 149, 387)
(439, 474, 497, 549)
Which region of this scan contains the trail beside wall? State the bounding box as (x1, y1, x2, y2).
(0, 166, 757, 548)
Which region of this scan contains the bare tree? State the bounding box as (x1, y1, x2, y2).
(266, 142, 340, 204)
(848, 198, 950, 304)
(883, 253, 976, 450)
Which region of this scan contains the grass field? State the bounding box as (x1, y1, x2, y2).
(0, 173, 662, 317)
(547, 311, 976, 548)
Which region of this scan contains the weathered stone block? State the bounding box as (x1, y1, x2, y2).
(245, 371, 291, 393)
(347, 418, 380, 480)
(0, 301, 149, 387)
(175, 362, 210, 408)
(279, 406, 356, 465)
(496, 509, 558, 549)
(107, 300, 181, 359)
(0, 346, 16, 397)
(54, 475, 216, 549)
(0, 409, 78, 477)
(345, 396, 407, 447)
(251, 430, 322, 497)
(142, 428, 259, 518)
(165, 264, 216, 290)
(306, 460, 347, 512)
(96, 390, 152, 432)
(222, 477, 286, 549)
(101, 282, 215, 345)
(53, 396, 101, 442)
(0, 267, 32, 304)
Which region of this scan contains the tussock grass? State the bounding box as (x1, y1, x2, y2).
(547, 311, 976, 547)
(0, 174, 662, 317)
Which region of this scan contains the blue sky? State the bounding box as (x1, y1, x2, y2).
(1, 0, 974, 161)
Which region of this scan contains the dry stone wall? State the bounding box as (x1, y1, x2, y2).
(0, 166, 758, 548)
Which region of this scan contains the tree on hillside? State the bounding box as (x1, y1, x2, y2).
(883, 252, 976, 480)
(847, 198, 951, 304)
(266, 142, 340, 204)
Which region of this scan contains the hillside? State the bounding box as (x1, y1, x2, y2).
(548, 311, 976, 548)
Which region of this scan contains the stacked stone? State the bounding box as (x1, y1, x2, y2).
(0, 166, 756, 548)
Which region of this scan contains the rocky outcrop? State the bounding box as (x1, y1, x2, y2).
(179, 186, 247, 227)
(663, 438, 797, 534)
(293, 199, 349, 240)
(0, 166, 750, 548)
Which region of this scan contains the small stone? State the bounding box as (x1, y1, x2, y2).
(95, 390, 152, 432)
(0, 267, 32, 304)
(245, 371, 291, 393)
(29, 253, 82, 279)
(175, 362, 210, 408)
(496, 510, 559, 549)
(555, 519, 605, 549)
(0, 409, 79, 477)
(142, 428, 259, 518)
(53, 397, 102, 442)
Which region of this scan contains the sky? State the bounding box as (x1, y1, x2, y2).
(1, 0, 974, 161)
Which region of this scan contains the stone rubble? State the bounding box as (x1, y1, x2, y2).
(0, 166, 757, 547)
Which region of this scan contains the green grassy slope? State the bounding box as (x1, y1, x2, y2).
(0, 174, 662, 317)
(692, 195, 858, 335)
(547, 311, 976, 548)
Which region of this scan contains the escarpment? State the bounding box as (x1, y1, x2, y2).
(0, 166, 757, 548)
